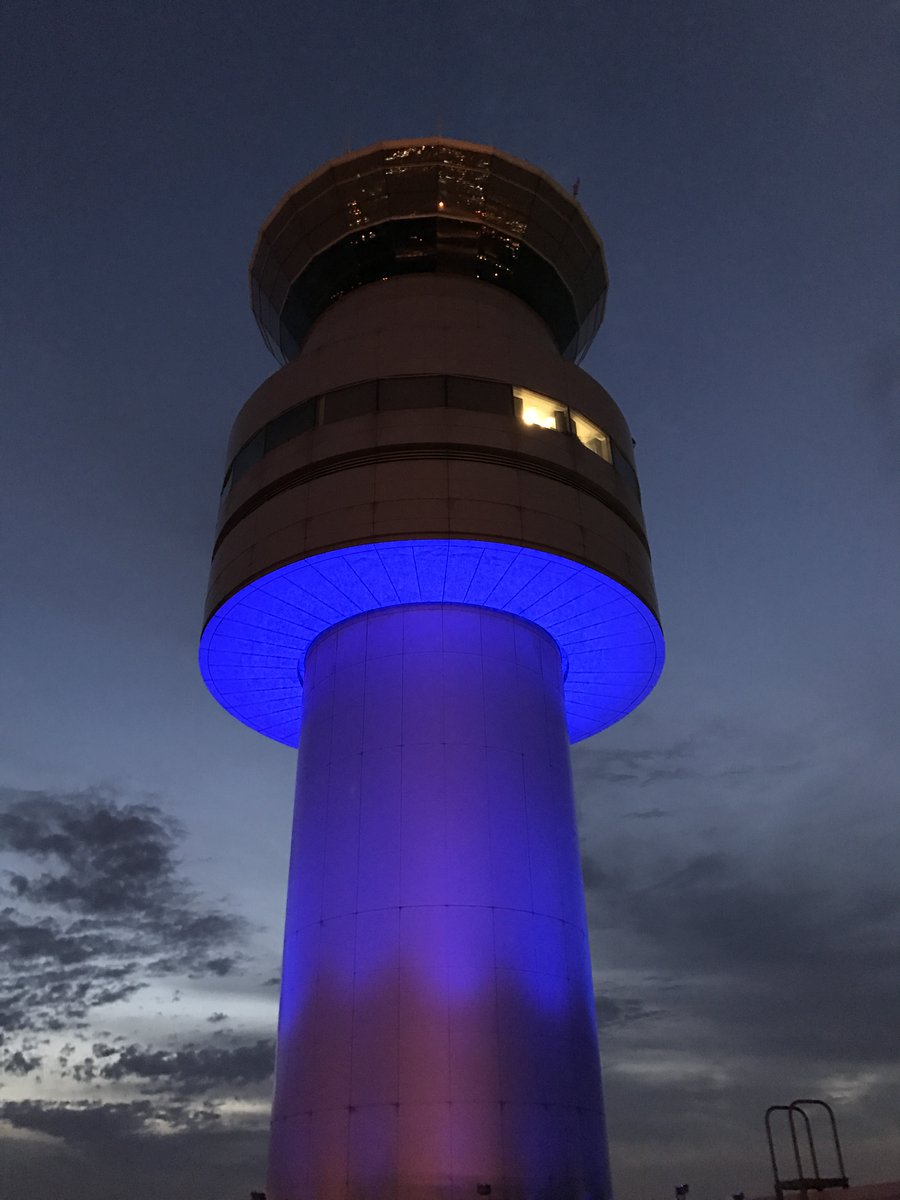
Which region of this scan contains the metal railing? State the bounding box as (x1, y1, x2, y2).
(765, 1098, 849, 1198)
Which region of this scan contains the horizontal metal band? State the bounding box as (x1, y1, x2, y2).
(213, 441, 649, 561)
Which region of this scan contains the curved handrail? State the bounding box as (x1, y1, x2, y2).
(791, 1098, 849, 1184)
(791, 1103, 821, 1181)
(766, 1105, 804, 1197)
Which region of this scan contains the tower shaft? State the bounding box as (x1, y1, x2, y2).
(200, 139, 666, 1200)
(268, 605, 611, 1199)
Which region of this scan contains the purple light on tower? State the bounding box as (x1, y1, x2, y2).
(200, 140, 664, 1200)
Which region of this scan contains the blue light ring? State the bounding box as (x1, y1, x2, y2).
(199, 539, 664, 746)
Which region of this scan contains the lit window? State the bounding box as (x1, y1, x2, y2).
(514, 387, 569, 432)
(571, 412, 611, 461)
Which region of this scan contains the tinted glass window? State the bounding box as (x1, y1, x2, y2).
(231, 432, 265, 486)
(273, 216, 582, 363)
(514, 387, 569, 432)
(266, 401, 316, 451)
(379, 376, 446, 410)
(571, 412, 611, 462)
(321, 382, 377, 424)
(612, 441, 640, 495)
(447, 377, 512, 415)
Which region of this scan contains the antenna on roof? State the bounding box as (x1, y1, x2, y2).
(572, 177, 581, 197)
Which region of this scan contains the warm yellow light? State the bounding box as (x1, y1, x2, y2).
(522, 407, 557, 429)
(437, 200, 445, 209)
(571, 412, 612, 461)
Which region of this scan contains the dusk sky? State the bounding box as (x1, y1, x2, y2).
(1, 2, 898, 1197)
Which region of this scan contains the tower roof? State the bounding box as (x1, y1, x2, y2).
(250, 138, 608, 364)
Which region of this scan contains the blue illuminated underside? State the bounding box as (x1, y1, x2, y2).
(199, 539, 664, 745)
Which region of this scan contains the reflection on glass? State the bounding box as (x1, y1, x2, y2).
(571, 413, 611, 461)
(514, 387, 569, 432)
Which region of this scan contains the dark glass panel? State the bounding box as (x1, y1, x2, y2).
(483, 174, 535, 225)
(568, 261, 595, 304)
(383, 143, 446, 168)
(339, 185, 391, 230)
(518, 221, 562, 266)
(420, 143, 459, 165)
(331, 150, 383, 185)
(260, 200, 298, 246)
(551, 237, 587, 288)
(278, 325, 300, 363)
(488, 155, 539, 194)
(285, 167, 334, 212)
(274, 233, 314, 294)
(304, 209, 352, 254)
(378, 376, 446, 411)
(584, 297, 605, 334)
(446, 377, 512, 415)
(611, 441, 640, 496)
(384, 163, 437, 199)
(530, 196, 573, 248)
(483, 231, 577, 354)
(435, 218, 481, 267)
(266, 401, 317, 451)
(251, 242, 273, 290)
(321, 382, 377, 424)
(275, 215, 580, 361)
(230, 431, 265, 487)
(258, 245, 290, 296)
(289, 188, 337, 238)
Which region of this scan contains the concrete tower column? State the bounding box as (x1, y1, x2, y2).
(268, 604, 611, 1200)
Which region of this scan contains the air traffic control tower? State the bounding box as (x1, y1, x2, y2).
(199, 139, 664, 1200)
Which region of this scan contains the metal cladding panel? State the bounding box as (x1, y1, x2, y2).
(266, 605, 613, 1200)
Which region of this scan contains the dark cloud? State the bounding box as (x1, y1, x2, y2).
(0, 1102, 268, 1200)
(574, 739, 695, 788)
(596, 995, 663, 1030)
(0, 787, 246, 1039)
(0, 1097, 220, 1143)
(0, 795, 178, 917)
(204, 956, 237, 977)
(2, 1048, 42, 1075)
(573, 731, 804, 797)
(95, 1037, 275, 1093)
(581, 804, 900, 1053)
(0, 1038, 272, 1195)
